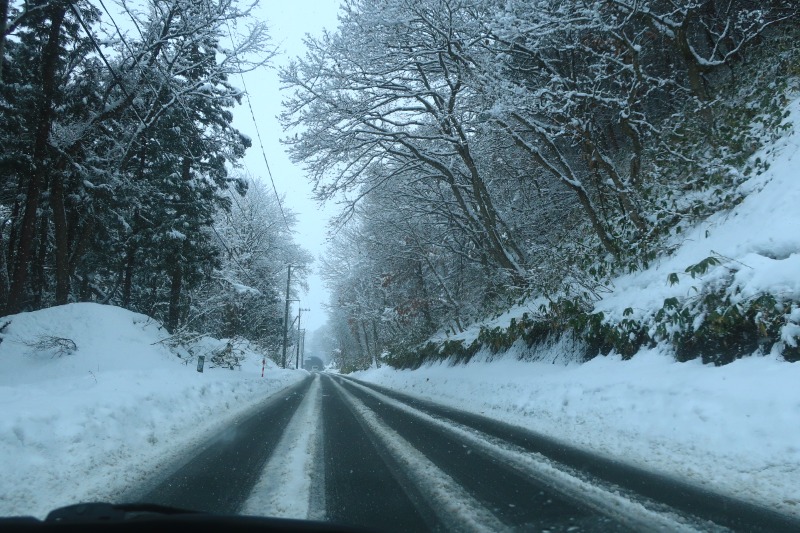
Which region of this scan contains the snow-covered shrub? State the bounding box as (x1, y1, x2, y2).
(23, 336, 77, 358)
(208, 341, 245, 370)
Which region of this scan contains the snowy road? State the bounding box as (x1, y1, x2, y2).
(132, 377, 315, 513)
(130, 373, 800, 532)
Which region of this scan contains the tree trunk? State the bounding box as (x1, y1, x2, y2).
(456, 141, 527, 283)
(68, 218, 93, 279)
(0, 0, 8, 82)
(31, 214, 50, 309)
(51, 170, 70, 304)
(167, 264, 182, 333)
(351, 319, 367, 364)
(674, 16, 714, 125)
(6, 4, 66, 313)
(498, 115, 621, 258)
(121, 151, 148, 309)
(6, 199, 20, 283)
(371, 319, 381, 369)
(79, 274, 91, 301)
(584, 134, 647, 236)
(360, 320, 373, 367)
(0, 225, 9, 306)
(415, 261, 435, 332)
(166, 157, 193, 331)
(121, 244, 137, 307)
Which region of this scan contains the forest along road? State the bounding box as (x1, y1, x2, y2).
(130, 373, 800, 533)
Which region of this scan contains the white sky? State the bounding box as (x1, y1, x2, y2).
(232, 0, 344, 334)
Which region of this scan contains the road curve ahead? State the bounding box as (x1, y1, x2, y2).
(128, 372, 800, 532)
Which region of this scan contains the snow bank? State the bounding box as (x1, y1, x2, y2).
(0, 303, 305, 518)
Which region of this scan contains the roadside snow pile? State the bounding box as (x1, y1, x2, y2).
(0, 302, 305, 518)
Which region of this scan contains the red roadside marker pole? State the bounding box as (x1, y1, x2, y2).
(261, 357, 266, 378)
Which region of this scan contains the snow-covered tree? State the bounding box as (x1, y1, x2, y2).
(281, 0, 528, 287)
(293, 0, 799, 361)
(190, 176, 312, 352)
(0, 0, 277, 328)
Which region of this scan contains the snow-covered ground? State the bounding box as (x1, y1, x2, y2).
(0, 303, 308, 519)
(592, 97, 800, 329)
(2, 303, 798, 524)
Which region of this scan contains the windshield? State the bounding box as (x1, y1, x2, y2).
(1, 0, 799, 532)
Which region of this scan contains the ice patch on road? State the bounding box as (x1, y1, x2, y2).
(241, 375, 323, 519)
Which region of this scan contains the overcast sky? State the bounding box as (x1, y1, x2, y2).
(232, 0, 344, 334)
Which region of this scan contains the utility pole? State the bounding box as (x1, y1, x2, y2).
(281, 265, 292, 369)
(296, 308, 310, 369)
(300, 329, 306, 366)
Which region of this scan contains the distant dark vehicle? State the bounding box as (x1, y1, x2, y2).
(304, 356, 325, 372)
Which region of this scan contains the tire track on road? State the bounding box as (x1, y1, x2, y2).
(321, 374, 432, 532)
(341, 374, 800, 532)
(133, 376, 314, 514)
(241, 373, 325, 520)
(337, 375, 710, 532)
(328, 375, 508, 532)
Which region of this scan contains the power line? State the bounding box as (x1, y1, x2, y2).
(67, 3, 148, 129)
(109, 8, 296, 242)
(224, 21, 293, 233)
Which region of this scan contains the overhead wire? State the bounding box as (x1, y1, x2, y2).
(224, 19, 293, 233)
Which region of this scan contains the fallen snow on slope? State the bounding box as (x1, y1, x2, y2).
(597, 96, 800, 327)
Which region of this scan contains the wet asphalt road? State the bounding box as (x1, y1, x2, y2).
(133, 377, 314, 514)
(130, 373, 800, 532)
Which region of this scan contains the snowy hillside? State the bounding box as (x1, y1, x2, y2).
(412, 93, 800, 358)
(354, 94, 800, 518)
(0, 303, 306, 518)
(594, 96, 800, 337)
